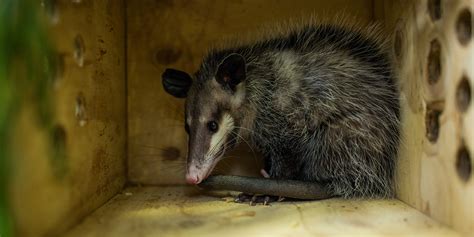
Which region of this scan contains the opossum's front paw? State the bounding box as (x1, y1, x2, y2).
(234, 193, 283, 206)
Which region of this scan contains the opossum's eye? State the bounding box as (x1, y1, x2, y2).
(207, 121, 218, 133)
(185, 123, 190, 134)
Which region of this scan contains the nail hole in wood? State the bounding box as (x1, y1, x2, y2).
(456, 75, 471, 113)
(427, 39, 442, 85)
(456, 8, 472, 46)
(75, 92, 87, 127)
(74, 35, 85, 67)
(41, 0, 59, 24)
(456, 144, 472, 183)
(425, 104, 442, 143)
(428, 0, 442, 21)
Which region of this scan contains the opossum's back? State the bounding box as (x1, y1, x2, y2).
(208, 23, 392, 80)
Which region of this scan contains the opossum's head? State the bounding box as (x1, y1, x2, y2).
(162, 53, 247, 184)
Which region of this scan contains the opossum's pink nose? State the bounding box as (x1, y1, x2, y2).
(186, 174, 200, 185)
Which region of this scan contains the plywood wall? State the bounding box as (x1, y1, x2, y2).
(9, 1, 127, 236)
(127, 0, 473, 234)
(127, 0, 375, 185)
(380, 0, 473, 235)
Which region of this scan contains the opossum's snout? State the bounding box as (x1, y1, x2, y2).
(186, 145, 224, 185)
(186, 147, 226, 185)
(185, 165, 203, 185)
(185, 154, 223, 185)
(185, 114, 235, 185)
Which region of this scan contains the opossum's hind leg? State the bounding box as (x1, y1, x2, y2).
(234, 169, 284, 205)
(260, 168, 286, 203)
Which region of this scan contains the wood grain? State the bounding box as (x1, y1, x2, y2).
(64, 186, 462, 237)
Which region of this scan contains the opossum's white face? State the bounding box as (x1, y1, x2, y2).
(162, 53, 246, 184)
(184, 105, 237, 184)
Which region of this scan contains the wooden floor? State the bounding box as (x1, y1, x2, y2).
(64, 186, 461, 237)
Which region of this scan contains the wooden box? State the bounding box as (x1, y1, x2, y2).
(3, 0, 472, 236)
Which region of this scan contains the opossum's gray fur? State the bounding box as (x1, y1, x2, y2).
(191, 17, 400, 198)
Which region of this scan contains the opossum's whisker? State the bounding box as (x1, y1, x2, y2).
(207, 134, 225, 158)
(207, 135, 237, 162)
(208, 135, 228, 159)
(233, 126, 256, 134)
(230, 130, 258, 166)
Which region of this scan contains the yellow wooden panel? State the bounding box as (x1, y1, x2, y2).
(9, 1, 126, 236)
(380, 0, 474, 235)
(127, 0, 375, 185)
(64, 186, 461, 237)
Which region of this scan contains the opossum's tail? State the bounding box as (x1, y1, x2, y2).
(198, 175, 333, 200)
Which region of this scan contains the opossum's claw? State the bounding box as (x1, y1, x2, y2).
(263, 196, 271, 205)
(235, 193, 280, 206)
(250, 195, 258, 206)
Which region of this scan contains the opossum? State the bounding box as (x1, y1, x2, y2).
(161, 19, 400, 203)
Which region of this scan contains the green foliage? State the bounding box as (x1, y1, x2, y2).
(0, 0, 57, 236)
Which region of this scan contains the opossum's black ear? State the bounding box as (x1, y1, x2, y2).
(162, 68, 193, 98)
(216, 53, 246, 91)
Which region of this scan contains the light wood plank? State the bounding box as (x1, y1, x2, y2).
(381, 0, 474, 234)
(65, 186, 461, 237)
